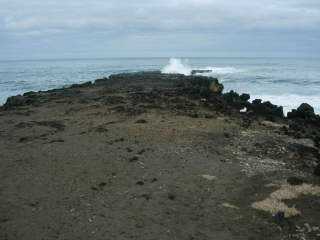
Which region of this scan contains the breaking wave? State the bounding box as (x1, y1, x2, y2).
(161, 58, 241, 76)
(161, 58, 192, 75)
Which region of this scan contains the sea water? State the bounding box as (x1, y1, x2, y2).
(0, 57, 320, 114)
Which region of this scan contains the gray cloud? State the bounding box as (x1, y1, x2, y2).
(0, 0, 319, 59)
(1, 0, 320, 32)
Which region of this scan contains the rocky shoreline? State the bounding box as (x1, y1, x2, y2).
(1, 71, 320, 240)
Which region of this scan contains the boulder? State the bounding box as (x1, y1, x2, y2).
(178, 76, 223, 97)
(209, 79, 224, 94)
(249, 99, 284, 119)
(4, 95, 27, 110)
(287, 103, 316, 119)
(222, 91, 250, 109)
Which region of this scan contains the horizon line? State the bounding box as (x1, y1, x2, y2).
(1, 56, 320, 62)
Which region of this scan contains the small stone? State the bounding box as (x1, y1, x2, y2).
(129, 156, 139, 162)
(201, 175, 217, 181)
(98, 182, 107, 188)
(135, 119, 147, 124)
(151, 178, 158, 183)
(224, 132, 231, 138)
(274, 211, 285, 223)
(168, 193, 176, 200)
(221, 203, 239, 209)
(141, 194, 151, 200)
(136, 181, 144, 186)
(137, 149, 146, 155)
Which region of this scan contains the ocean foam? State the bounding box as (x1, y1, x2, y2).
(161, 58, 241, 76)
(199, 66, 241, 75)
(161, 58, 192, 75)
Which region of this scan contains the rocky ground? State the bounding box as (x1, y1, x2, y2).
(0, 71, 320, 240)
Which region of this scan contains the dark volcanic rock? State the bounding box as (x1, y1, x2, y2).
(287, 103, 316, 120)
(222, 91, 250, 109)
(249, 99, 284, 119)
(286, 104, 320, 148)
(191, 69, 212, 75)
(177, 75, 223, 97)
(70, 81, 92, 88)
(4, 95, 28, 109)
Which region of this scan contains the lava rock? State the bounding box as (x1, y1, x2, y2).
(209, 80, 224, 94)
(222, 91, 250, 109)
(70, 81, 92, 88)
(191, 69, 212, 75)
(249, 99, 284, 119)
(287, 103, 316, 119)
(4, 95, 27, 109)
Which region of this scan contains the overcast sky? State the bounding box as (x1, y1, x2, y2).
(0, 0, 319, 60)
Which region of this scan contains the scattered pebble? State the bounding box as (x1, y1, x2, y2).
(136, 181, 144, 186)
(168, 193, 176, 200)
(135, 119, 147, 124)
(222, 203, 239, 210)
(129, 156, 139, 162)
(201, 174, 217, 181)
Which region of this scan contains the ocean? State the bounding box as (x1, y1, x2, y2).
(1, 57, 320, 114)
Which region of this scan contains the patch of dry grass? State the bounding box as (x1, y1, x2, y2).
(252, 184, 320, 218)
